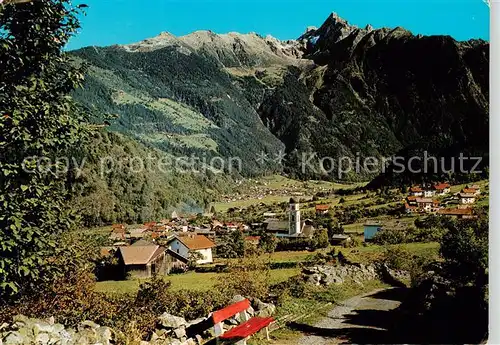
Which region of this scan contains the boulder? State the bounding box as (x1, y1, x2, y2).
(3, 331, 27, 345)
(158, 313, 187, 329)
(34, 332, 50, 345)
(173, 326, 186, 339)
(33, 322, 54, 335)
(230, 295, 255, 316)
(96, 326, 114, 344)
(306, 273, 322, 286)
(252, 299, 276, 318)
(78, 320, 100, 331)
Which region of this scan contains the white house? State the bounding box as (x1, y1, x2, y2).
(433, 183, 451, 196)
(424, 190, 436, 198)
(416, 198, 434, 212)
(168, 234, 216, 264)
(459, 193, 476, 205)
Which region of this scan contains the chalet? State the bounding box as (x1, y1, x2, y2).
(424, 189, 436, 198)
(437, 207, 475, 219)
(112, 224, 126, 232)
(433, 183, 451, 196)
(168, 234, 216, 264)
(211, 220, 224, 231)
(144, 222, 157, 230)
(118, 243, 168, 279)
(459, 193, 476, 205)
(470, 185, 482, 195)
(128, 227, 148, 239)
(409, 186, 424, 197)
(225, 223, 239, 232)
(364, 222, 383, 242)
(245, 236, 261, 246)
(405, 203, 418, 214)
(110, 224, 126, 240)
(406, 196, 418, 206)
(315, 204, 330, 216)
(463, 187, 480, 196)
(416, 198, 434, 212)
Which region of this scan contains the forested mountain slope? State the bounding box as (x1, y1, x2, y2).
(72, 13, 489, 186)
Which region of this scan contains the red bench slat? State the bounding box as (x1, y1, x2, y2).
(212, 299, 251, 324)
(220, 317, 274, 340)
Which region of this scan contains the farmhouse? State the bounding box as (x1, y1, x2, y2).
(470, 185, 482, 194)
(459, 193, 476, 205)
(409, 186, 424, 196)
(438, 207, 475, 219)
(315, 204, 330, 216)
(168, 234, 216, 264)
(424, 189, 436, 198)
(405, 202, 418, 214)
(117, 242, 168, 279)
(463, 187, 480, 196)
(265, 221, 290, 237)
(415, 198, 434, 213)
(433, 183, 451, 195)
(110, 224, 126, 241)
(245, 236, 261, 246)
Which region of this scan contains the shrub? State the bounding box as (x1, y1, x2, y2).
(312, 228, 330, 249)
(216, 255, 271, 300)
(372, 228, 409, 245)
(382, 246, 413, 271)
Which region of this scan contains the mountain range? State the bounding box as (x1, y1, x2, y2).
(70, 13, 489, 222)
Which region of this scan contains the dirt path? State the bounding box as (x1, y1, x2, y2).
(294, 288, 407, 345)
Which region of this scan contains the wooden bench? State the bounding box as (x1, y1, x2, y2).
(211, 299, 274, 345)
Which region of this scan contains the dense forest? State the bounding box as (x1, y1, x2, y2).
(71, 131, 233, 226)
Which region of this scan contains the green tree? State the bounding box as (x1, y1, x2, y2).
(259, 231, 278, 254)
(440, 217, 488, 287)
(0, 0, 88, 296)
(313, 228, 329, 249)
(217, 231, 245, 258)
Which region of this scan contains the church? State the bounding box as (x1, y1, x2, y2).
(265, 198, 315, 238)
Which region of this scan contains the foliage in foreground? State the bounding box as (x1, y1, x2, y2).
(0, 0, 88, 297)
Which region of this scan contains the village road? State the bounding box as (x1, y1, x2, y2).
(293, 288, 407, 345)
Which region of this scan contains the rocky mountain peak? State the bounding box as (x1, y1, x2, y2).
(314, 12, 359, 43)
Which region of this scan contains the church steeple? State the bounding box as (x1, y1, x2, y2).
(289, 198, 301, 236)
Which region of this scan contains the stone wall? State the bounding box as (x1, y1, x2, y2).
(0, 296, 276, 345)
(302, 263, 410, 287)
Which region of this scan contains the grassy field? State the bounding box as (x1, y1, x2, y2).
(95, 267, 300, 295)
(344, 242, 440, 265)
(214, 175, 366, 213)
(95, 241, 439, 295)
(343, 215, 420, 235)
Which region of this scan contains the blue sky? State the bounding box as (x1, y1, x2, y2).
(67, 0, 490, 50)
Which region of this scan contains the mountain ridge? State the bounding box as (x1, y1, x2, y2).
(71, 12, 489, 185)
